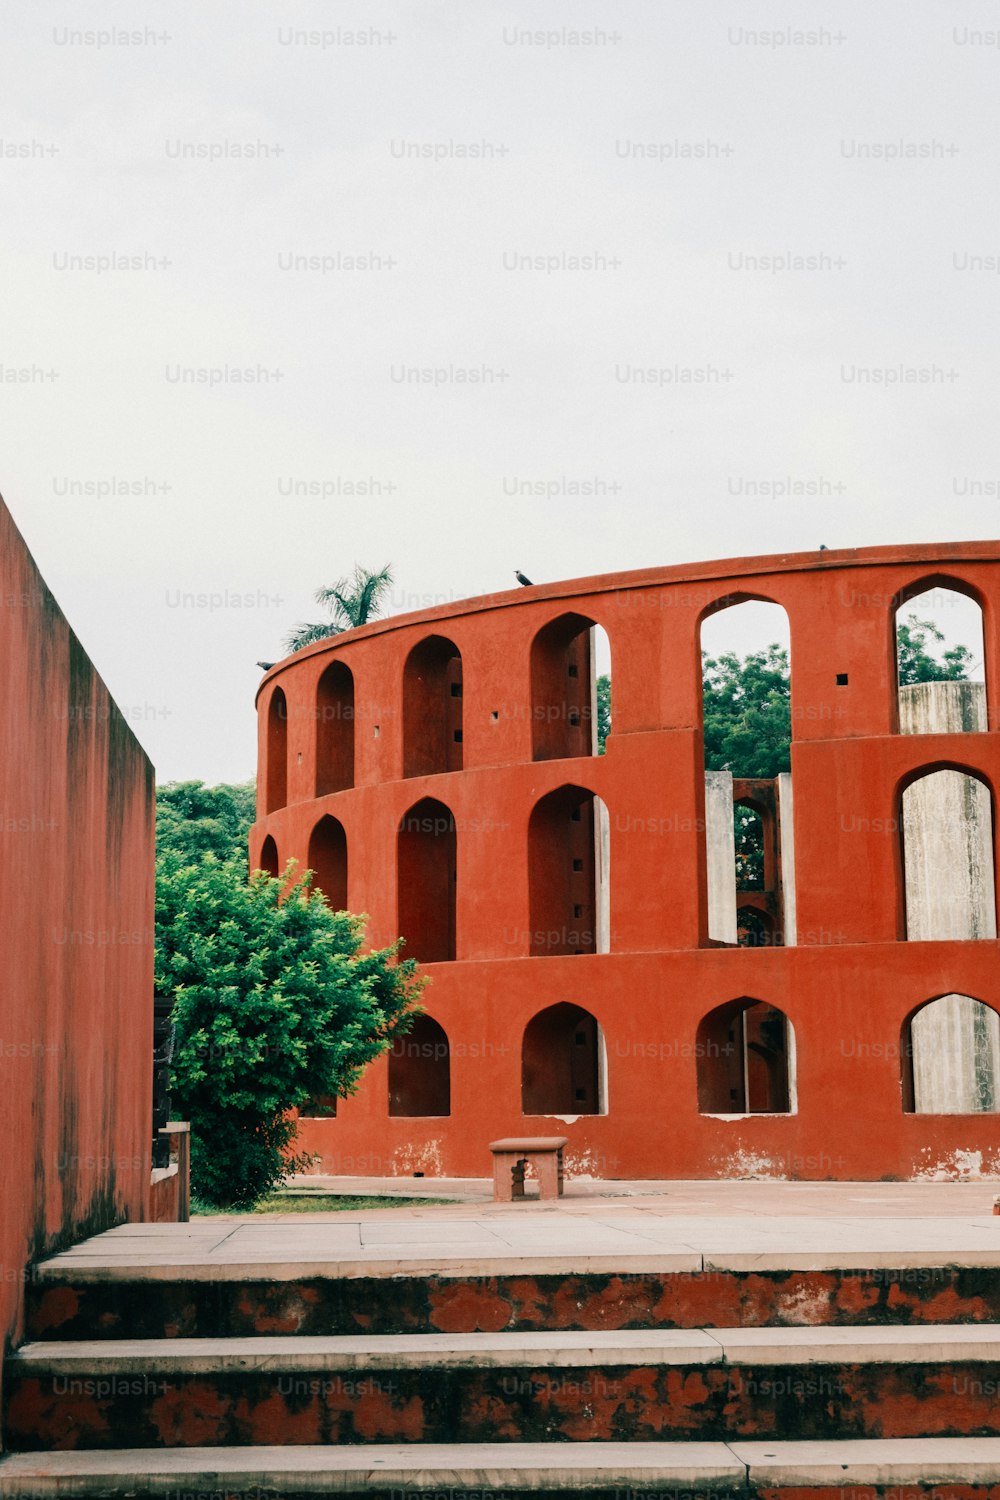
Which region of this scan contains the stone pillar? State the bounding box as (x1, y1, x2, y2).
(901, 681, 999, 1112)
(777, 771, 797, 947)
(595, 795, 611, 954)
(705, 770, 737, 944)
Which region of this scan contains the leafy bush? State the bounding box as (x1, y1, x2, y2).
(156, 853, 421, 1208)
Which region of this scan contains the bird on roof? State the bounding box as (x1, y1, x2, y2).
(257, 661, 275, 671)
(819, 545, 829, 551)
(515, 570, 533, 586)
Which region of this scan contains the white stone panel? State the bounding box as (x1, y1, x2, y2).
(705, 770, 738, 944)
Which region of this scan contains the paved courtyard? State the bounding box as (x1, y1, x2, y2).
(36, 1178, 1000, 1280)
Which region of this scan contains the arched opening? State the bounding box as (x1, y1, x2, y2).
(901, 768, 996, 941)
(266, 688, 288, 813)
(388, 1014, 451, 1116)
(307, 814, 348, 910)
(522, 1002, 606, 1116)
(700, 599, 793, 945)
(894, 582, 985, 735)
(736, 907, 776, 948)
(902, 995, 1000, 1113)
(530, 614, 611, 762)
(403, 636, 463, 778)
(697, 999, 794, 1114)
(528, 784, 610, 955)
(258, 834, 279, 878)
(316, 660, 355, 795)
(397, 797, 457, 962)
(734, 803, 766, 891)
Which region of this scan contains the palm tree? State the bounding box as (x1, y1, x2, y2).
(285, 564, 394, 653)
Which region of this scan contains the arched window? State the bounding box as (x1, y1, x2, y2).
(902, 995, 1000, 1113)
(894, 582, 986, 735)
(266, 688, 288, 813)
(736, 907, 776, 948)
(527, 784, 610, 954)
(403, 636, 463, 778)
(530, 614, 610, 762)
(522, 1002, 606, 1115)
(697, 999, 794, 1114)
(307, 814, 348, 910)
(397, 797, 456, 962)
(901, 768, 996, 940)
(316, 661, 355, 795)
(258, 835, 279, 878)
(700, 599, 792, 945)
(388, 1014, 451, 1116)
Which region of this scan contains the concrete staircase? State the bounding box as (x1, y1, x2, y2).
(4, 1242, 1000, 1496)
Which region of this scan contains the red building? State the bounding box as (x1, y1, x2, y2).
(251, 542, 1000, 1181)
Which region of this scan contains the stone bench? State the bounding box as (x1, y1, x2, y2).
(490, 1136, 568, 1202)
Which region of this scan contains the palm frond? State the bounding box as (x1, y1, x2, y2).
(314, 565, 395, 630)
(356, 564, 393, 624)
(285, 621, 344, 654)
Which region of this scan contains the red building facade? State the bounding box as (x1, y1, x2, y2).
(251, 542, 1000, 1181)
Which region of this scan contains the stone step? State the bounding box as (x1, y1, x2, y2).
(27, 1263, 1000, 1340)
(3, 1439, 1000, 1499)
(8, 1325, 1000, 1447)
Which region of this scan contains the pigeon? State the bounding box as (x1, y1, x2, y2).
(819, 545, 829, 551)
(515, 570, 534, 587)
(257, 661, 276, 671)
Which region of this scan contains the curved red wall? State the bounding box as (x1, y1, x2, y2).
(252, 542, 1000, 1181)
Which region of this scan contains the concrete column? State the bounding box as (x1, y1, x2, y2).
(705, 770, 737, 944)
(595, 795, 611, 954)
(777, 771, 797, 947)
(901, 681, 998, 1112)
(589, 627, 600, 757)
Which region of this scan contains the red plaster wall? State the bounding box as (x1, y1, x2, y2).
(0, 497, 154, 1402)
(252, 542, 1000, 1181)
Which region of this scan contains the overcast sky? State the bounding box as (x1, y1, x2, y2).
(3, 0, 998, 783)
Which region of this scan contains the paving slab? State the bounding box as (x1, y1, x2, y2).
(710, 1322, 1000, 1363)
(8, 1328, 725, 1373)
(7, 1440, 1000, 1493)
(0, 1442, 745, 1494)
(733, 1436, 1000, 1481)
(33, 1249, 705, 1280)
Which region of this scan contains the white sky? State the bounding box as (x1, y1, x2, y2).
(3, 0, 998, 783)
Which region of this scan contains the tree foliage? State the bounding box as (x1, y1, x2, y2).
(156, 855, 422, 1208)
(156, 780, 256, 866)
(896, 615, 976, 686)
(286, 564, 394, 654)
(702, 645, 792, 778)
(155, 775, 421, 1209)
(596, 673, 611, 754)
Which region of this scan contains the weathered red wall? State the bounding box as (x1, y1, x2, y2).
(0, 497, 154, 1403)
(252, 542, 1000, 1181)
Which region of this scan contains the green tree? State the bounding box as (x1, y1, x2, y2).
(896, 614, 976, 685)
(286, 564, 394, 654)
(596, 673, 611, 754)
(702, 645, 792, 779)
(157, 855, 421, 1208)
(156, 780, 256, 866)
